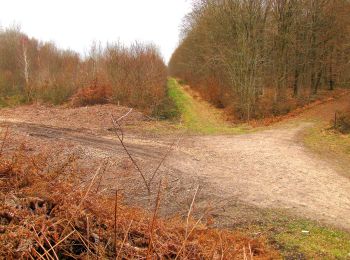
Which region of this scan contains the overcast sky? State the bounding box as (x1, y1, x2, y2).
(0, 0, 193, 63)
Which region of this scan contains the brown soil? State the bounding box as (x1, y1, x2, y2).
(1, 94, 350, 231)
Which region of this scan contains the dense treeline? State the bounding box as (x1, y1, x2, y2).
(0, 27, 167, 114)
(169, 0, 350, 120)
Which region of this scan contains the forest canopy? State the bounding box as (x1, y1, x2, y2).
(169, 0, 350, 120)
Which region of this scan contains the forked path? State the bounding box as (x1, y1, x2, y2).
(168, 91, 350, 230)
(0, 91, 350, 230)
(171, 122, 350, 230)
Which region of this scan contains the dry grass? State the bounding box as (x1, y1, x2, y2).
(0, 131, 278, 259)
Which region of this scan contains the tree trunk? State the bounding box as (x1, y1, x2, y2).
(293, 69, 299, 97)
(329, 63, 335, 90)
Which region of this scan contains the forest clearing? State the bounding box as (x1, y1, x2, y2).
(1, 79, 350, 258)
(1, 0, 350, 259)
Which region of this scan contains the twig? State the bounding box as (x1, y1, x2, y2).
(146, 179, 163, 259)
(111, 114, 151, 194)
(148, 136, 181, 186)
(32, 248, 47, 260)
(86, 216, 90, 260)
(41, 230, 76, 259)
(243, 246, 248, 260)
(77, 165, 103, 209)
(116, 220, 133, 259)
(185, 186, 199, 239)
(114, 189, 118, 257)
(41, 231, 60, 260)
(116, 108, 133, 122)
(249, 243, 253, 259)
(0, 126, 9, 157)
(175, 186, 200, 260)
(70, 225, 95, 256)
(59, 165, 102, 240)
(219, 232, 224, 260)
(32, 226, 55, 260)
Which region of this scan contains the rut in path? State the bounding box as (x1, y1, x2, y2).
(165, 90, 350, 230)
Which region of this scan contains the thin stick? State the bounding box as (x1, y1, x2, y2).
(175, 186, 200, 260)
(114, 189, 118, 257)
(243, 246, 248, 260)
(0, 126, 9, 157)
(116, 220, 133, 259)
(77, 165, 102, 208)
(249, 243, 253, 259)
(86, 216, 90, 260)
(148, 136, 181, 186)
(111, 114, 150, 194)
(175, 213, 206, 259)
(41, 230, 76, 259)
(185, 186, 199, 239)
(71, 226, 95, 256)
(32, 226, 55, 260)
(32, 248, 47, 260)
(59, 165, 103, 240)
(116, 108, 133, 122)
(41, 231, 60, 260)
(146, 179, 163, 259)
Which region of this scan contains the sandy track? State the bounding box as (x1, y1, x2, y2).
(1, 94, 350, 230)
(0, 121, 168, 160)
(170, 123, 350, 230)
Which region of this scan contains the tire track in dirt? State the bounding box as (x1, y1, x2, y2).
(0, 121, 165, 160)
(1, 93, 349, 230)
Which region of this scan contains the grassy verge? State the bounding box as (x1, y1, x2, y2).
(167, 78, 248, 134)
(274, 220, 350, 258)
(304, 122, 350, 177)
(240, 210, 350, 259)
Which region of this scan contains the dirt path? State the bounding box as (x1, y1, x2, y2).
(1, 93, 350, 230)
(170, 122, 350, 230)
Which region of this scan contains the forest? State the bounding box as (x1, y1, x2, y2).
(1, 1, 350, 259)
(0, 27, 167, 114)
(169, 0, 350, 120)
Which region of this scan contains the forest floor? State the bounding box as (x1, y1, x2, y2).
(1, 81, 350, 258)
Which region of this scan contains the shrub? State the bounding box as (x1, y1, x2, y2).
(0, 28, 167, 113)
(71, 84, 112, 107)
(335, 108, 350, 134)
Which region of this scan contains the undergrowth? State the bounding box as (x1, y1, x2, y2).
(0, 131, 277, 259)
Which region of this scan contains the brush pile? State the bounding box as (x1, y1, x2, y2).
(0, 132, 278, 259)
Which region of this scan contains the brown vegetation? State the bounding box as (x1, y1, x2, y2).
(169, 0, 350, 121)
(71, 82, 112, 107)
(0, 131, 278, 259)
(0, 27, 167, 114)
(334, 107, 350, 134)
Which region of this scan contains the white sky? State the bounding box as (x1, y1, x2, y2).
(0, 0, 193, 63)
